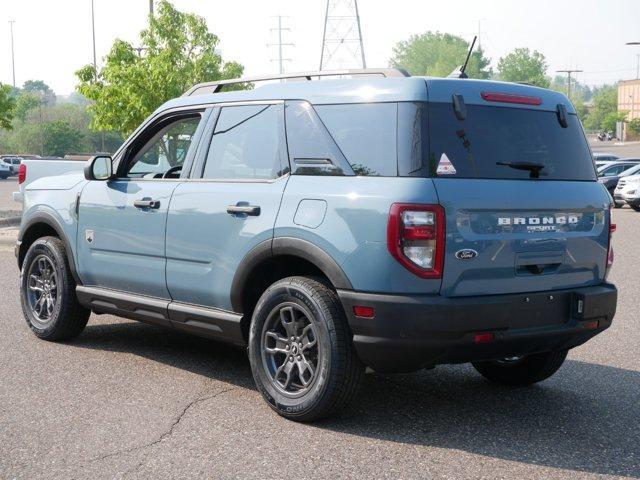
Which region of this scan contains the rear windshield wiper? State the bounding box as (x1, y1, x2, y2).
(496, 161, 545, 179)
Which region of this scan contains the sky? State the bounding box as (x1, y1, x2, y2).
(1, 0, 639, 95)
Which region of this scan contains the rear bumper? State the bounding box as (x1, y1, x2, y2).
(338, 283, 617, 373)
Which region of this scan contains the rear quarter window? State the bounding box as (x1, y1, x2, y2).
(429, 102, 596, 181)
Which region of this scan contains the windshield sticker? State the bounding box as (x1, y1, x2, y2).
(436, 153, 457, 175)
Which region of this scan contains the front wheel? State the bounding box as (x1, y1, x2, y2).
(248, 276, 364, 422)
(471, 350, 568, 386)
(20, 236, 90, 340)
(630, 204, 640, 212)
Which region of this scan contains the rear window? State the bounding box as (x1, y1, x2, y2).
(429, 103, 596, 181)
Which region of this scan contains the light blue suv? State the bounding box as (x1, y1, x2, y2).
(16, 69, 617, 421)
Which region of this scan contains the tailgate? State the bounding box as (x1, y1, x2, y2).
(434, 179, 610, 297)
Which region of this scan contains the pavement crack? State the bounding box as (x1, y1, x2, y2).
(91, 386, 237, 464)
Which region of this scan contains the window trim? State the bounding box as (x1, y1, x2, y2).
(190, 100, 289, 183)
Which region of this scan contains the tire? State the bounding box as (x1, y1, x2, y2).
(20, 236, 90, 341)
(630, 204, 640, 212)
(471, 350, 568, 387)
(613, 201, 623, 209)
(248, 276, 365, 422)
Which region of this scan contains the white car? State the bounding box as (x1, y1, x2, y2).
(619, 176, 640, 211)
(0, 162, 11, 179)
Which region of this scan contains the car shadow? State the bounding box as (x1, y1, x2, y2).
(74, 320, 639, 478)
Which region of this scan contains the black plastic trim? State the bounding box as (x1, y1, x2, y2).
(18, 213, 81, 284)
(272, 237, 352, 289)
(76, 286, 170, 327)
(338, 283, 617, 373)
(77, 286, 245, 344)
(229, 239, 274, 313)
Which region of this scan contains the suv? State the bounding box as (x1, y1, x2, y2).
(16, 69, 617, 421)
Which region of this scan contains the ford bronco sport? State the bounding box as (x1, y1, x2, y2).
(16, 69, 617, 421)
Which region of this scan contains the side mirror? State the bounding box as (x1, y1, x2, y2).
(84, 155, 113, 181)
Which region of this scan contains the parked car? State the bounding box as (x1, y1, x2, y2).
(614, 172, 640, 208)
(598, 160, 640, 206)
(0, 155, 23, 175)
(13, 157, 88, 203)
(0, 160, 12, 179)
(15, 69, 617, 422)
(593, 152, 619, 167)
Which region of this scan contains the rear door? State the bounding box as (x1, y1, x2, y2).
(428, 99, 611, 297)
(165, 102, 289, 312)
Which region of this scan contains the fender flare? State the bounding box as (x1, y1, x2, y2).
(230, 237, 353, 313)
(18, 212, 81, 285)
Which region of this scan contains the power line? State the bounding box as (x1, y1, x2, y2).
(320, 0, 366, 70)
(268, 16, 293, 75)
(557, 69, 583, 99)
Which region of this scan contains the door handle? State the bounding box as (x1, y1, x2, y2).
(227, 204, 261, 216)
(134, 199, 161, 209)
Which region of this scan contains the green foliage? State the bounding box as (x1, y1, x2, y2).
(582, 85, 619, 131)
(43, 120, 84, 157)
(0, 83, 16, 130)
(14, 92, 40, 121)
(76, 0, 244, 136)
(497, 48, 550, 88)
(601, 111, 627, 133)
(549, 74, 592, 103)
(390, 32, 492, 79)
(0, 96, 123, 156)
(629, 118, 640, 135)
(22, 80, 56, 106)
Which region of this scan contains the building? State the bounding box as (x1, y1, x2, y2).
(618, 79, 640, 120)
(618, 79, 640, 140)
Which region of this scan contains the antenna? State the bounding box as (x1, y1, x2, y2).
(447, 36, 477, 79)
(320, 0, 366, 70)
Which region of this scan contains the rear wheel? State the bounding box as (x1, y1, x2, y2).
(20, 236, 90, 340)
(248, 276, 364, 422)
(471, 350, 568, 386)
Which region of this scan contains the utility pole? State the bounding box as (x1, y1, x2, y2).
(8, 21, 16, 87)
(91, 0, 97, 79)
(320, 0, 366, 70)
(557, 69, 583, 100)
(268, 16, 293, 75)
(626, 42, 640, 79)
(149, 0, 154, 16)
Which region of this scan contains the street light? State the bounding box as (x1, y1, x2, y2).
(626, 42, 640, 79)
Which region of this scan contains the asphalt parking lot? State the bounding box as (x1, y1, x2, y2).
(0, 154, 639, 479)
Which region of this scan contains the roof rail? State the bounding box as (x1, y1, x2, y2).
(183, 68, 411, 97)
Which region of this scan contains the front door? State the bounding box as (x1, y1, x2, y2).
(76, 111, 207, 298)
(166, 103, 289, 311)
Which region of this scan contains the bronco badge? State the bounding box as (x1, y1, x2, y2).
(455, 249, 477, 260)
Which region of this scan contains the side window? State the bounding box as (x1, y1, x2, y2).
(285, 101, 353, 176)
(601, 165, 622, 177)
(124, 115, 202, 179)
(202, 104, 284, 180)
(314, 103, 397, 176)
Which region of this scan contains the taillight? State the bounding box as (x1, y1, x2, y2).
(387, 204, 445, 278)
(18, 163, 26, 184)
(481, 92, 542, 105)
(606, 205, 615, 278)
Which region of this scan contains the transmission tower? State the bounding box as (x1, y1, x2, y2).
(320, 0, 366, 70)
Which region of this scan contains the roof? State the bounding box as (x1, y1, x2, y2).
(155, 74, 574, 115)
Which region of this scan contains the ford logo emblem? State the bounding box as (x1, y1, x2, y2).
(455, 249, 478, 260)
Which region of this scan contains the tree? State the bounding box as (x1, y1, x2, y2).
(14, 92, 40, 121)
(43, 120, 84, 157)
(601, 111, 626, 133)
(0, 83, 16, 130)
(629, 118, 640, 135)
(76, 0, 244, 136)
(390, 32, 492, 79)
(549, 74, 592, 102)
(497, 48, 550, 88)
(22, 80, 56, 106)
(583, 85, 619, 132)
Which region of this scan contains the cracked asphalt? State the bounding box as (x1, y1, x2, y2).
(0, 209, 638, 479)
